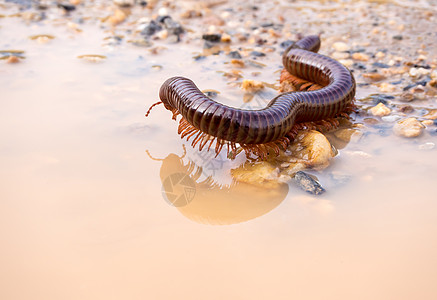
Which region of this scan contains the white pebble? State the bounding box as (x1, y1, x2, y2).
(158, 7, 169, 16)
(382, 115, 402, 122)
(418, 142, 435, 150)
(332, 42, 350, 52)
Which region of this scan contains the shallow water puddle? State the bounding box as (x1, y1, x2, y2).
(1, 1, 437, 299)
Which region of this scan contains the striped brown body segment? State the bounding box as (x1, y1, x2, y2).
(153, 35, 356, 158)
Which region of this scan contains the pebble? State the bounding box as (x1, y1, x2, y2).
(141, 20, 162, 36)
(352, 52, 369, 61)
(221, 34, 231, 43)
(428, 79, 437, 89)
(107, 9, 127, 26)
(6, 56, 20, 63)
(58, 3, 76, 12)
(375, 51, 385, 58)
(227, 51, 242, 59)
(381, 115, 402, 122)
(230, 59, 245, 68)
(379, 82, 396, 92)
(409, 67, 430, 78)
(393, 35, 403, 40)
(363, 73, 386, 81)
(332, 51, 350, 60)
(250, 51, 266, 57)
(280, 40, 294, 49)
(282, 130, 335, 170)
(113, 0, 134, 7)
(372, 62, 390, 68)
(418, 142, 435, 150)
(202, 34, 221, 42)
(293, 171, 325, 195)
(241, 79, 264, 92)
(202, 89, 219, 98)
(77, 54, 106, 63)
(369, 102, 391, 117)
(163, 18, 183, 37)
(400, 92, 415, 102)
(398, 104, 414, 114)
(353, 62, 366, 69)
(332, 41, 350, 52)
(158, 7, 168, 16)
(393, 117, 425, 137)
(421, 120, 433, 126)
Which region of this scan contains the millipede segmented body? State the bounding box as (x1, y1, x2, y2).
(149, 35, 356, 158)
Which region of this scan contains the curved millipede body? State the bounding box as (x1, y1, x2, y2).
(150, 35, 356, 158)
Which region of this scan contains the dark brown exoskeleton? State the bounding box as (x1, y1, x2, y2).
(146, 35, 356, 159)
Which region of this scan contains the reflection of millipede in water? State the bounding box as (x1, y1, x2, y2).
(146, 145, 220, 188)
(146, 35, 356, 159)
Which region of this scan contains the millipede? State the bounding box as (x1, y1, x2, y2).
(146, 35, 356, 159)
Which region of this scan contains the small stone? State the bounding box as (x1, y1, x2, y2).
(393, 117, 425, 137)
(375, 51, 385, 58)
(158, 7, 168, 16)
(107, 9, 127, 26)
(250, 51, 266, 57)
(353, 62, 366, 69)
(280, 40, 294, 49)
(180, 9, 202, 19)
(409, 67, 419, 77)
(6, 56, 20, 63)
(381, 115, 402, 122)
(113, 0, 134, 7)
(230, 59, 245, 68)
(418, 142, 435, 150)
(293, 171, 325, 195)
(221, 34, 231, 43)
(428, 79, 437, 89)
(379, 82, 396, 92)
(163, 18, 183, 36)
(202, 34, 221, 42)
(332, 51, 350, 60)
(372, 62, 390, 68)
(241, 79, 264, 92)
(332, 41, 350, 52)
(141, 20, 162, 36)
(227, 51, 242, 59)
(352, 52, 369, 61)
(400, 92, 415, 102)
(363, 73, 386, 81)
(421, 120, 434, 126)
(398, 104, 414, 113)
(393, 35, 403, 40)
(202, 89, 219, 98)
(58, 3, 76, 12)
(369, 102, 391, 117)
(284, 130, 335, 170)
(77, 54, 106, 63)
